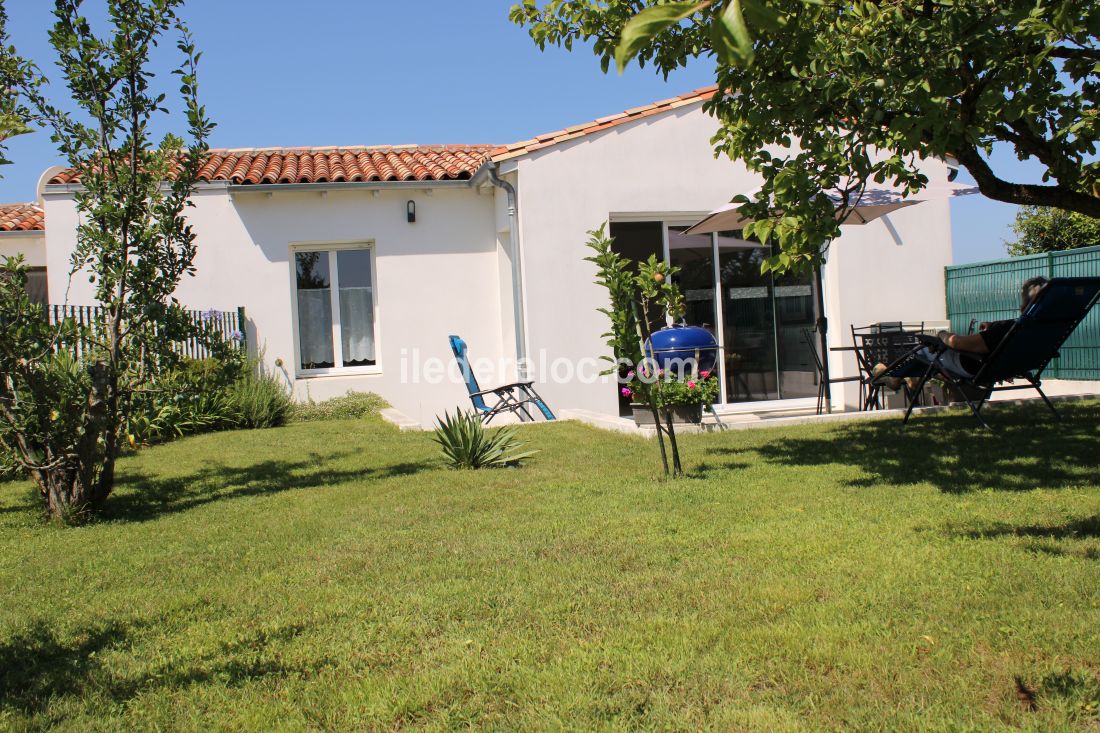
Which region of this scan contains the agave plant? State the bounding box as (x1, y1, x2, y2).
(432, 410, 537, 469)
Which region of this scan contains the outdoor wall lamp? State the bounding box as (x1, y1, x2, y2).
(407, 200, 416, 223)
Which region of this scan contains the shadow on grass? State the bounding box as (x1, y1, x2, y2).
(105, 451, 434, 523)
(717, 402, 1100, 494)
(686, 458, 752, 478)
(954, 515, 1100, 541)
(0, 614, 333, 716)
(945, 515, 1100, 560)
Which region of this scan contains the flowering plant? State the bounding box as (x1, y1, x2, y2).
(621, 369, 720, 408)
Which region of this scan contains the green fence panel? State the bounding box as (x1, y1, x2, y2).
(945, 245, 1100, 380)
(1050, 247, 1100, 379)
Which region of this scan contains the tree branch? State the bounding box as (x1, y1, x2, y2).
(1048, 46, 1100, 62)
(953, 144, 1100, 217)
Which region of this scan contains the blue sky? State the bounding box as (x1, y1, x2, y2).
(1, 0, 1046, 263)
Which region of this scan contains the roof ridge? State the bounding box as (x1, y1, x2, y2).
(208, 144, 499, 154)
(491, 85, 719, 162)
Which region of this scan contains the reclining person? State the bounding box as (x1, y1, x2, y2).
(932, 276, 1048, 377)
(872, 276, 1048, 391)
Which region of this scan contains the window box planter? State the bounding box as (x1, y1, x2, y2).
(631, 403, 703, 426)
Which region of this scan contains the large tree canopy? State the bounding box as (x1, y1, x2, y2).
(511, 0, 1100, 272)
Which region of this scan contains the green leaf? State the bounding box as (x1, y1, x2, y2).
(615, 1, 704, 73)
(710, 0, 755, 67)
(741, 0, 782, 32)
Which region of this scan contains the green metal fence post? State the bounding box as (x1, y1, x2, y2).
(1047, 252, 1058, 377)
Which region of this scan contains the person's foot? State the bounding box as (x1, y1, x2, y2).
(872, 363, 902, 391)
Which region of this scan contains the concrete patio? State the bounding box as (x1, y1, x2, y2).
(558, 379, 1100, 436)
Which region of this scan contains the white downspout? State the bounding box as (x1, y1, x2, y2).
(480, 164, 529, 381)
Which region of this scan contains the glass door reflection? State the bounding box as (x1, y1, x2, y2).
(717, 233, 777, 401)
(668, 226, 717, 330)
(772, 264, 818, 399)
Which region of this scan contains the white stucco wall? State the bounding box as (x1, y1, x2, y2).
(512, 101, 953, 415)
(0, 232, 46, 268)
(43, 185, 504, 427)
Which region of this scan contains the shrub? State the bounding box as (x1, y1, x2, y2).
(125, 355, 242, 446)
(432, 410, 536, 469)
(225, 369, 293, 429)
(291, 391, 388, 423)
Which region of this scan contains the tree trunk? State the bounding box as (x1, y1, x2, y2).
(29, 361, 115, 522)
(663, 407, 684, 477)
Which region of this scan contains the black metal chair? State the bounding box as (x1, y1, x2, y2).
(802, 326, 862, 415)
(851, 324, 924, 411)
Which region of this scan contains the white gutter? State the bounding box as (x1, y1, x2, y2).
(224, 179, 471, 194)
(470, 161, 528, 380)
(43, 179, 472, 195)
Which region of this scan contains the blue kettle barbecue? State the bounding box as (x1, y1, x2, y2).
(644, 325, 719, 373)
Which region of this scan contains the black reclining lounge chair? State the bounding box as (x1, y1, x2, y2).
(880, 277, 1100, 428)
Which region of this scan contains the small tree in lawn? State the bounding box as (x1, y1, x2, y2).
(0, 0, 213, 521)
(586, 225, 688, 478)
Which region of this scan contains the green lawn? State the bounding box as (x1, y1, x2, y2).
(2, 403, 1100, 731)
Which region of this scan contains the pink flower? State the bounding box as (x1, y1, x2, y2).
(687, 380, 697, 389)
(699, 370, 711, 379)
(626, 370, 635, 379)
(621, 387, 633, 397)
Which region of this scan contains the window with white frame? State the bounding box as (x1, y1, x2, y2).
(293, 245, 377, 372)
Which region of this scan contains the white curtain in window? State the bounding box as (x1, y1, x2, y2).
(339, 286, 375, 363)
(297, 288, 334, 367)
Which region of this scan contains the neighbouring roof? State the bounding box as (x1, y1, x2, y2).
(490, 85, 719, 162)
(45, 86, 720, 187)
(0, 203, 44, 232)
(48, 145, 498, 186)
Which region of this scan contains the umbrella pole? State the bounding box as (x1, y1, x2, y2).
(814, 262, 832, 414)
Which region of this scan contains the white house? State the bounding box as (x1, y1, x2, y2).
(38, 87, 954, 427)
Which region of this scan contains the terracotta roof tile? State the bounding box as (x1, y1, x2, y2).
(44, 88, 720, 187)
(0, 203, 44, 232)
(49, 145, 497, 186)
(490, 85, 719, 162)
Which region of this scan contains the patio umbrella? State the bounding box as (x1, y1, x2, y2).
(684, 179, 980, 412)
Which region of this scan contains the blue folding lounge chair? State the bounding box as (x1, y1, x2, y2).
(448, 335, 555, 424)
(881, 277, 1100, 428)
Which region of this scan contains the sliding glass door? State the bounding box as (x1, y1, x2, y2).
(607, 220, 819, 408)
(717, 231, 818, 402)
